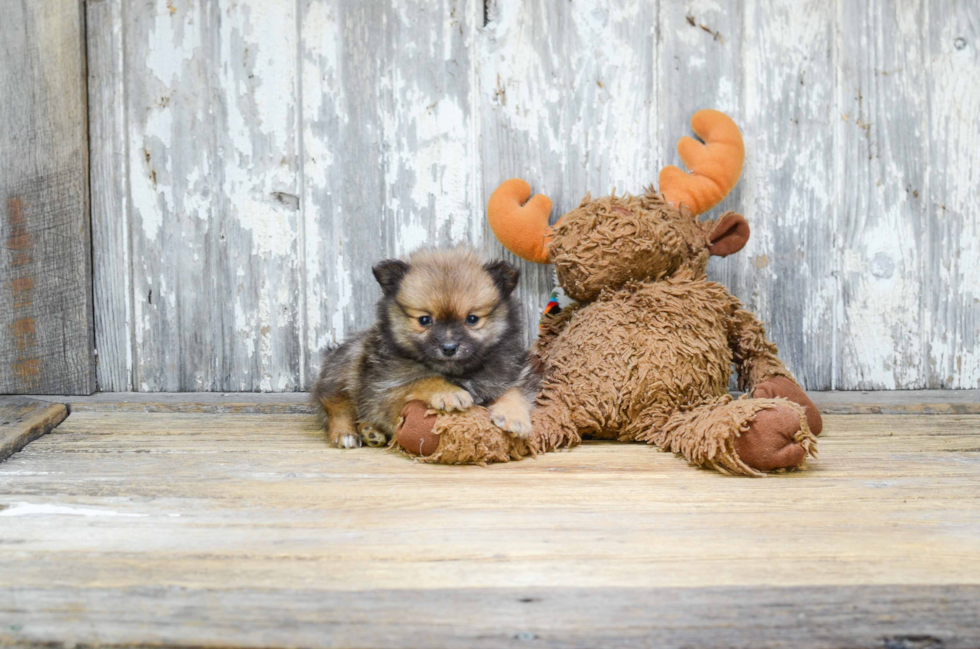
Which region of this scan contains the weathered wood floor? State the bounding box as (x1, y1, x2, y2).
(1, 394, 979, 648)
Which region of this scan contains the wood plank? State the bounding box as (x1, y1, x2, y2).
(123, 0, 212, 391)
(1, 412, 978, 590)
(924, 3, 980, 388)
(28, 390, 980, 415)
(300, 0, 484, 384)
(0, 397, 67, 463)
(836, 0, 931, 389)
(213, 0, 303, 392)
(739, 0, 836, 390)
(809, 389, 980, 415)
(1, 410, 979, 646)
(36, 391, 314, 414)
(124, 0, 303, 391)
(0, 0, 95, 395)
(299, 0, 385, 382)
(87, 0, 133, 391)
(1, 585, 977, 648)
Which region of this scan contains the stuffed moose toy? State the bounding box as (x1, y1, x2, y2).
(396, 110, 823, 476)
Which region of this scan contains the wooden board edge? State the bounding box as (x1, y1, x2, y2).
(0, 584, 977, 648)
(25, 390, 980, 415)
(0, 399, 69, 463)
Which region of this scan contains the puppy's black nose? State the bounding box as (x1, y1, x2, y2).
(440, 342, 458, 357)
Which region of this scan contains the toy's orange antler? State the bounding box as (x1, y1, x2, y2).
(659, 109, 744, 216)
(487, 178, 554, 264)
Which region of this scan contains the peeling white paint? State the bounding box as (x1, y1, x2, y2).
(331, 253, 352, 342)
(94, 0, 980, 392)
(396, 222, 429, 255)
(144, 3, 199, 86)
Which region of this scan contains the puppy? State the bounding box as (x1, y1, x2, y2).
(312, 246, 536, 449)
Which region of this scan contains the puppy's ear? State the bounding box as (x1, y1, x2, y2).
(372, 259, 410, 296)
(484, 259, 521, 297)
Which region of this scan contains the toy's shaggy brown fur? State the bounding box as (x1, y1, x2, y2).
(396, 112, 823, 476)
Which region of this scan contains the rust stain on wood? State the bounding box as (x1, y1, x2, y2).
(13, 358, 41, 381)
(5, 196, 40, 389)
(5, 197, 31, 254)
(11, 318, 36, 350)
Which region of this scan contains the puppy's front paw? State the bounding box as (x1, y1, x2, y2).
(333, 433, 362, 449)
(424, 388, 474, 413)
(489, 400, 533, 438)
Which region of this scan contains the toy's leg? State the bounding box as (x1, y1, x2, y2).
(395, 401, 534, 465)
(728, 306, 823, 437)
(637, 396, 816, 476)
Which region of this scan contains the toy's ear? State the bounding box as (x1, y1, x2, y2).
(372, 259, 410, 296)
(483, 259, 521, 297)
(708, 212, 750, 257)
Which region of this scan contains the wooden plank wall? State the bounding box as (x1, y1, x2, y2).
(86, 0, 980, 392)
(0, 0, 95, 395)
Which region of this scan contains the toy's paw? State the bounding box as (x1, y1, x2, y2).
(422, 388, 474, 413)
(358, 423, 387, 448)
(752, 376, 823, 436)
(735, 403, 809, 471)
(396, 401, 441, 456)
(489, 400, 533, 438)
(333, 433, 362, 449)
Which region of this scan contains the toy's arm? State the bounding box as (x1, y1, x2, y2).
(727, 306, 793, 392)
(728, 305, 823, 436)
(531, 305, 579, 364)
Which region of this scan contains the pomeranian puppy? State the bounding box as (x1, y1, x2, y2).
(312, 246, 536, 449)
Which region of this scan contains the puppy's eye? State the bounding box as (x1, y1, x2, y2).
(465, 315, 479, 325)
(418, 315, 432, 327)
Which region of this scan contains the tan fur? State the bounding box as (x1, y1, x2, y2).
(387, 248, 515, 359)
(404, 376, 475, 414)
(396, 248, 501, 322)
(487, 387, 533, 437)
(313, 246, 533, 449)
(320, 394, 360, 449)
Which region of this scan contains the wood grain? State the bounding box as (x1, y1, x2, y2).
(87, 0, 133, 392)
(739, 0, 836, 389)
(924, 2, 980, 388)
(0, 0, 95, 395)
(26, 389, 980, 414)
(0, 396, 67, 463)
(0, 410, 978, 645)
(107, 0, 304, 392)
(2, 586, 978, 648)
(83, 0, 980, 391)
